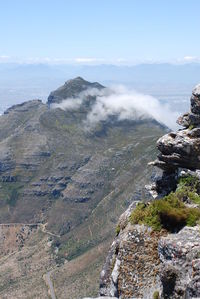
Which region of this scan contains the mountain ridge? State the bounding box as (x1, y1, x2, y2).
(0, 77, 167, 298)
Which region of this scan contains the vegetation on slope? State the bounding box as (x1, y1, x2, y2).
(130, 175, 200, 232)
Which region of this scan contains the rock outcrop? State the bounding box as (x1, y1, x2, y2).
(100, 224, 165, 298)
(98, 221, 200, 299)
(151, 83, 200, 196)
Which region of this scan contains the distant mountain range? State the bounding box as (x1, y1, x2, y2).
(0, 62, 200, 88)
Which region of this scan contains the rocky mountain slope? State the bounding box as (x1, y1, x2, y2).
(0, 77, 166, 298)
(87, 84, 200, 299)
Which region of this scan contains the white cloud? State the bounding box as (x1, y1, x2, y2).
(51, 98, 82, 110)
(183, 56, 199, 62)
(52, 85, 179, 130)
(74, 57, 105, 64)
(0, 55, 10, 61)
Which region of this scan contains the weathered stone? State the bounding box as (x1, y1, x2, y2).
(150, 84, 200, 195)
(191, 84, 200, 114)
(100, 223, 165, 298)
(177, 112, 200, 128)
(159, 226, 200, 298)
(176, 113, 190, 127)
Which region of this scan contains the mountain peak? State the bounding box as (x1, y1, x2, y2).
(66, 76, 85, 82)
(47, 77, 105, 105)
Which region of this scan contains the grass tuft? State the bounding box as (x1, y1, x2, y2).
(153, 291, 160, 299)
(115, 225, 120, 236)
(189, 124, 195, 130)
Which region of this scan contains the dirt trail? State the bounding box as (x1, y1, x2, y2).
(44, 270, 56, 299)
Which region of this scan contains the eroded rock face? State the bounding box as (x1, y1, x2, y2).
(159, 226, 200, 298)
(153, 129, 200, 171)
(177, 84, 200, 127)
(150, 83, 200, 195)
(99, 223, 166, 299)
(98, 221, 200, 299)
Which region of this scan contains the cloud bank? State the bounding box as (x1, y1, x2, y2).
(52, 86, 179, 130)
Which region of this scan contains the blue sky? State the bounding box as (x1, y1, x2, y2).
(0, 0, 200, 64)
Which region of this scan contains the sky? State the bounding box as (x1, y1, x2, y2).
(0, 0, 200, 65)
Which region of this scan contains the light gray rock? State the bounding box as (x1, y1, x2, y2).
(100, 223, 163, 299)
(177, 112, 200, 127)
(192, 83, 200, 97)
(191, 83, 200, 114)
(159, 226, 200, 298)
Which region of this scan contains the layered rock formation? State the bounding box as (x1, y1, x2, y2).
(150, 83, 200, 196)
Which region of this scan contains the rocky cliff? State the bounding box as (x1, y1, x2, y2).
(151, 83, 200, 196)
(85, 84, 200, 299)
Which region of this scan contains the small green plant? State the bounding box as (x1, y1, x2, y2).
(175, 186, 200, 205)
(189, 124, 195, 130)
(115, 224, 120, 236)
(178, 175, 200, 190)
(111, 256, 116, 270)
(177, 175, 200, 204)
(153, 291, 160, 299)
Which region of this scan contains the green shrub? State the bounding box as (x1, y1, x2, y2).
(177, 175, 200, 204)
(130, 192, 200, 232)
(176, 186, 200, 205)
(178, 175, 200, 190)
(153, 291, 160, 299)
(187, 208, 200, 226)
